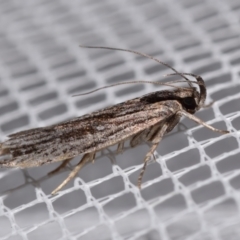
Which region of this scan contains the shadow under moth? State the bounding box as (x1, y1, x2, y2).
(0, 46, 229, 195)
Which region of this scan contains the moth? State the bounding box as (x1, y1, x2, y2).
(0, 46, 229, 195)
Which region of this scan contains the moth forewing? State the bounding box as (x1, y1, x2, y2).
(0, 99, 181, 167)
(0, 46, 229, 195)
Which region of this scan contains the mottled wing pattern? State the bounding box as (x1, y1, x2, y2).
(0, 97, 182, 168)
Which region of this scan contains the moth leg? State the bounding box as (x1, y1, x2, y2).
(91, 152, 96, 163)
(181, 110, 229, 134)
(117, 141, 124, 153)
(130, 131, 144, 147)
(166, 113, 181, 133)
(105, 148, 116, 165)
(48, 158, 72, 176)
(138, 144, 158, 188)
(203, 101, 215, 108)
(145, 124, 163, 142)
(51, 152, 94, 195)
(138, 124, 169, 189)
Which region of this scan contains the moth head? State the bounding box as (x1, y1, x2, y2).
(171, 74, 206, 113)
(184, 75, 206, 112)
(181, 88, 200, 114)
(173, 87, 200, 114)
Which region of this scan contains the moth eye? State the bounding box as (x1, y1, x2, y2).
(182, 97, 196, 109)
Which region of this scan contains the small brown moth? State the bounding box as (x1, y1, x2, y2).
(0, 46, 229, 195)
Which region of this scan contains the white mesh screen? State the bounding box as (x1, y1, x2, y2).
(0, 0, 240, 239)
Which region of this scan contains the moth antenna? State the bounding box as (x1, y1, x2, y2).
(165, 72, 198, 78)
(72, 80, 199, 97)
(79, 45, 193, 88)
(165, 72, 206, 109)
(164, 73, 203, 86)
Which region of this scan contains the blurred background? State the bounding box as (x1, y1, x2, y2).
(0, 0, 240, 239)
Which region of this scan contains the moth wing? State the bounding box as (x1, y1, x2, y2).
(0, 100, 181, 168)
